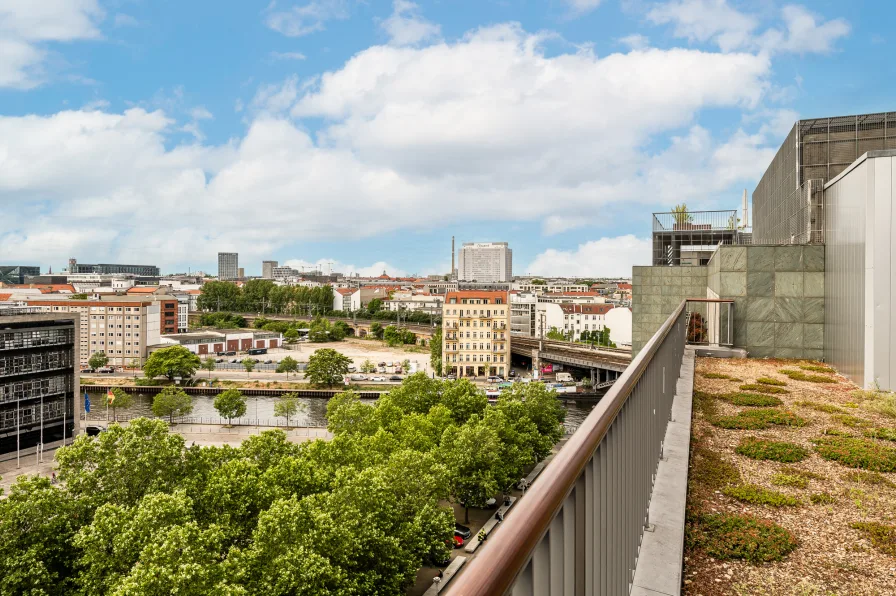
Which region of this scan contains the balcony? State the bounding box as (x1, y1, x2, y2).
(652, 210, 751, 266)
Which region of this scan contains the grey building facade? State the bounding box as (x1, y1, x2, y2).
(68, 259, 159, 276)
(262, 260, 278, 279)
(0, 311, 79, 459)
(218, 252, 239, 280)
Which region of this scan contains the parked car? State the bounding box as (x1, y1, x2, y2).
(377, 366, 386, 374)
(349, 374, 367, 381)
(454, 523, 472, 539)
(224, 351, 237, 356)
(509, 370, 516, 377)
(389, 375, 402, 381)
(80, 367, 95, 373)
(215, 358, 224, 363)
(487, 376, 502, 383)
(446, 374, 457, 380)
(378, 362, 387, 367)
(85, 426, 106, 436)
(264, 359, 273, 364)
(451, 535, 464, 549)
(370, 376, 386, 382)
(97, 367, 114, 373)
(230, 359, 239, 363)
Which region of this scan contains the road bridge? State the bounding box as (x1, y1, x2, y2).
(511, 336, 632, 384)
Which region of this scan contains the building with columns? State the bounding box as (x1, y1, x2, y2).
(441, 291, 510, 378)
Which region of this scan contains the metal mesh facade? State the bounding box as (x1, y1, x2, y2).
(754, 112, 896, 245)
(652, 210, 749, 266)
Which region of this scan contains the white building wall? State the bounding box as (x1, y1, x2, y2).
(605, 307, 633, 346)
(458, 242, 512, 282)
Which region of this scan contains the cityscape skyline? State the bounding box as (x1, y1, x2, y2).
(0, 1, 883, 278)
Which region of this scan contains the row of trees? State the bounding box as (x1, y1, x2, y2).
(0, 374, 565, 594)
(197, 280, 334, 316)
(545, 326, 617, 348)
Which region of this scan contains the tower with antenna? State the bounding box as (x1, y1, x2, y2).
(451, 236, 455, 278)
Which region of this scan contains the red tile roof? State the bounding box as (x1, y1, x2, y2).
(126, 286, 161, 294)
(445, 291, 509, 303)
(617, 283, 632, 290)
(0, 293, 12, 302)
(336, 288, 358, 296)
(13, 284, 76, 293)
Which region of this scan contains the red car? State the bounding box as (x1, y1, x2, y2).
(451, 535, 464, 549)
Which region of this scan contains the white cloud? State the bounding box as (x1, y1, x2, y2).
(190, 106, 214, 120)
(380, 0, 440, 46)
(81, 98, 110, 111)
(270, 51, 307, 60)
(0, 0, 104, 88)
(564, 0, 602, 16)
(647, 1, 849, 55)
(283, 259, 407, 277)
(264, 0, 349, 37)
(0, 23, 780, 270)
(527, 236, 652, 278)
(619, 34, 650, 50)
(113, 13, 139, 28)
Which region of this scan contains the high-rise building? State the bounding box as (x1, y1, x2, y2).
(442, 291, 510, 378)
(0, 265, 41, 284)
(67, 259, 159, 276)
(218, 253, 238, 280)
(238, 267, 245, 279)
(262, 261, 278, 279)
(0, 310, 78, 457)
(457, 242, 512, 282)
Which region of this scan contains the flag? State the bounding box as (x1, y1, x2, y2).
(84, 391, 91, 413)
(107, 388, 115, 405)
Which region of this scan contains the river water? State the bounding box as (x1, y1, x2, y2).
(86, 391, 597, 430)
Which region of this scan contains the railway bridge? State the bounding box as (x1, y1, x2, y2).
(510, 337, 632, 385)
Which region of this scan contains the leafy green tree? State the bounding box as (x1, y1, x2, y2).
(242, 357, 256, 377)
(197, 280, 242, 312)
(276, 355, 300, 379)
(215, 389, 247, 425)
(369, 322, 384, 340)
(546, 326, 566, 341)
(305, 348, 352, 386)
(530, 278, 546, 285)
(109, 387, 135, 421)
(143, 345, 202, 381)
(430, 326, 443, 376)
(274, 393, 303, 427)
(384, 372, 443, 415)
(284, 327, 299, 343)
(151, 386, 194, 424)
(441, 378, 488, 423)
(88, 351, 108, 370)
(201, 356, 217, 379)
(366, 298, 383, 314)
(327, 391, 379, 437)
(383, 325, 401, 346)
(360, 359, 376, 374)
(401, 358, 411, 372)
(441, 416, 502, 523)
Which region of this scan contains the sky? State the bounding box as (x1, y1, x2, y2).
(0, 0, 889, 278)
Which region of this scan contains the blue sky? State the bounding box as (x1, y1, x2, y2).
(0, 0, 888, 277)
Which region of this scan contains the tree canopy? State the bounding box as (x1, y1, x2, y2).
(88, 351, 109, 370)
(198, 281, 333, 316)
(276, 356, 300, 379)
(143, 346, 201, 381)
(214, 389, 247, 424)
(305, 348, 352, 386)
(151, 387, 194, 423)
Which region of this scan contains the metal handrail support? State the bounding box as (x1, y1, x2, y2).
(684, 299, 734, 347)
(447, 301, 688, 595)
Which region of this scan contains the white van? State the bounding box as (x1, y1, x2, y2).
(556, 372, 574, 382)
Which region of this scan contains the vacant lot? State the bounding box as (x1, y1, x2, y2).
(685, 358, 896, 596)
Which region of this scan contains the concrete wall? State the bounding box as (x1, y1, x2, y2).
(708, 245, 824, 360)
(632, 266, 707, 355)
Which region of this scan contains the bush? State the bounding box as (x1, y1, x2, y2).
(702, 372, 741, 381)
(865, 428, 896, 442)
(810, 492, 836, 505)
(739, 384, 790, 395)
(795, 400, 844, 414)
(831, 414, 871, 428)
(693, 513, 798, 563)
(822, 428, 854, 437)
(756, 377, 787, 386)
(712, 409, 806, 430)
(813, 436, 896, 472)
(842, 470, 895, 487)
(690, 439, 741, 493)
(723, 484, 802, 507)
(723, 392, 783, 407)
(851, 522, 896, 556)
(735, 437, 808, 462)
(800, 364, 835, 374)
(779, 369, 837, 384)
(771, 473, 809, 489)
(861, 392, 896, 419)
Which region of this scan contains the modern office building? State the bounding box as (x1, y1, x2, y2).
(218, 252, 238, 280)
(753, 111, 896, 245)
(262, 260, 278, 279)
(442, 291, 510, 378)
(67, 259, 159, 276)
(0, 265, 41, 285)
(652, 210, 749, 266)
(0, 309, 78, 458)
(457, 242, 512, 282)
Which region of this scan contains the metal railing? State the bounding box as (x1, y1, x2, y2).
(448, 301, 687, 595)
(652, 210, 738, 232)
(685, 298, 734, 347)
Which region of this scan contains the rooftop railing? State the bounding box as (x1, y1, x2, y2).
(652, 209, 739, 232)
(447, 301, 687, 595)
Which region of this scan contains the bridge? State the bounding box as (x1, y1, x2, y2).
(511, 336, 632, 384)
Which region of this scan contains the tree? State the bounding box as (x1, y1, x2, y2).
(369, 321, 384, 340)
(401, 359, 411, 373)
(383, 325, 401, 346)
(305, 348, 352, 386)
(143, 345, 201, 381)
(274, 393, 302, 427)
(200, 356, 217, 379)
(284, 327, 299, 343)
(672, 203, 692, 225)
(546, 326, 566, 341)
(88, 351, 108, 370)
(197, 280, 242, 312)
(108, 387, 134, 422)
(441, 416, 502, 523)
(151, 386, 194, 424)
(214, 389, 247, 425)
(276, 355, 300, 379)
(366, 298, 383, 314)
(430, 326, 443, 376)
(242, 357, 256, 378)
(360, 359, 376, 374)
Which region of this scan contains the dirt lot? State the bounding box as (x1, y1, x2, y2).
(685, 358, 896, 596)
(282, 338, 432, 372)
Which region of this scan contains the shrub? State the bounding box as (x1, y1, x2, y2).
(779, 369, 837, 384)
(735, 437, 808, 462)
(813, 436, 896, 472)
(771, 473, 809, 489)
(865, 428, 896, 442)
(831, 414, 872, 428)
(693, 513, 798, 563)
(863, 393, 896, 419)
(703, 372, 739, 380)
(822, 428, 854, 437)
(756, 377, 787, 386)
(795, 400, 844, 414)
(810, 492, 836, 505)
(713, 409, 806, 430)
(740, 384, 790, 394)
(844, 402, 859, 409)
(693, 390, 720, 421)
(842, 470, 895, 487)
(851, 522, 896, 556)
(723, 392, 783, 407)
(800, 364, 836, 374)
(723, 484, 802, 507)
(690, 439, 741, 495)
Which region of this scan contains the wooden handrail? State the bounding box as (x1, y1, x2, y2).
(447, 300, 688, 595)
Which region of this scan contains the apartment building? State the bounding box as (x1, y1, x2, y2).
(333, 287, 361, 312)
(26, 297, 178, 366)
(457, 242, 512, 282)
(442, 291, 510, 378)
(218, 253, 239, 280)
(560, 304, 614, 340)
(67, 259, 160, 276)
(0, 310, 78, 457)
(262, 260, 278, 279)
